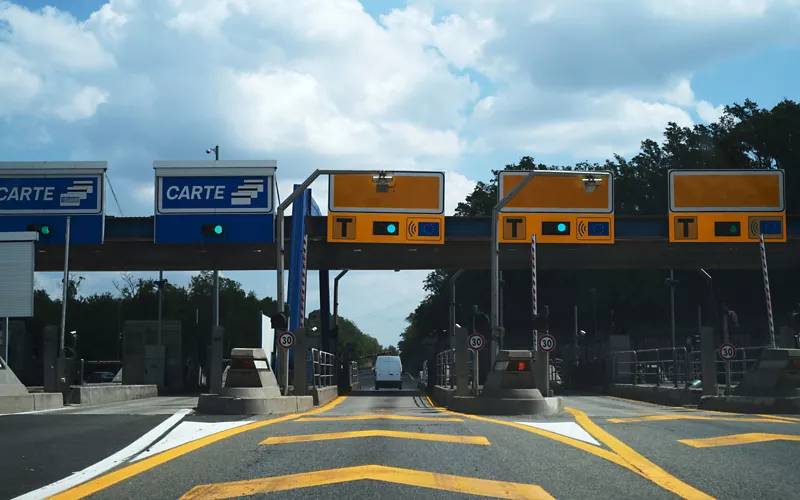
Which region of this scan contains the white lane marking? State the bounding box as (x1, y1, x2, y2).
(12, 409, 193, 500)
(132, 420, 254, 462)
(515, 421, 601, 446)
(0, 406, 71, 417)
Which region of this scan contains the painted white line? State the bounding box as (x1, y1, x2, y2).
(515, 421, 601, 446)
(12, 409, 193, 500)
(0, 406, 72, 417)
(132, 420, 254, 462)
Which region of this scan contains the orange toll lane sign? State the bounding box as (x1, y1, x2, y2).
(669, 169, 785, 213)
(329, 171, 444, 214)
(499, 213, 615, 244)
(498, 170, 614, 213)
(669, 213, 786, 243)
(327, 213, 445, 245)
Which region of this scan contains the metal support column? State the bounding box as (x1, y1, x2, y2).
(491, 171, 536, 365)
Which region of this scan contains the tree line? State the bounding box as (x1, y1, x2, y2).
(15, 271, 389, 375)
(398, 99, 800, 372)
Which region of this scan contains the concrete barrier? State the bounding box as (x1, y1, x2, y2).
(68, 384, 158, 406)
(699, 395, 800, 414)
(198, 394, 313, 414)
(608, 384, 702, 407)
(312, 386, 338, 406)
(1, 356, 64, 413)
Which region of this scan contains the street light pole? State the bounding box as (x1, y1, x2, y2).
(666, 269, 679, 349)
(450, 269, 465, 339)
(491, 171, 537, 365)
(333, 270, 349, 327)
(59, 216, 72, 357)
(206, 145, 220, 329)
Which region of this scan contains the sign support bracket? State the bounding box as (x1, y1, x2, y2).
(491, 170, 537, 366)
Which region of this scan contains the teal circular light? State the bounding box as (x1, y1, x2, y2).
(387, 224, 397, 234)
(213, 224, 223, 235)
(557, 223, 567, 232)
(729, 224, 737, 233)
(41, 225, 51, 235)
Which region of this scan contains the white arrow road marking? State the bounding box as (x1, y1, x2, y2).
(514, 421, 601, 446)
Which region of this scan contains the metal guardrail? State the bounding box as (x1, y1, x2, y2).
(436, 349, 455, 388)
(311, 348, 335, 388)
(612, 347, 690, 388)
(350, 361, 358, 385)
(613, 346, 769, 388)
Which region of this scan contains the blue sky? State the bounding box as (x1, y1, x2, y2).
(2, 0, 798, 347)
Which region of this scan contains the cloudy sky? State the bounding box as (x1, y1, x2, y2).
(2, 0, 798, 348)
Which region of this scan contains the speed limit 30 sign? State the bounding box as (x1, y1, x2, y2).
(719, 343, 736, 361)
(468, 333, 485, 351)
(538, 334, 556, 352)
(279, 331, 296, 349)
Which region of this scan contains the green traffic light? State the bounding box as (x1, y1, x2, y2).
(40, 225, 51, 235)
(213, 224, 223, 235)
(386, 224, 397, 234)
(557, 223, 567, 232)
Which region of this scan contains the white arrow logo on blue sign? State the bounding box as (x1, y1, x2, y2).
(60, 180, 94, 207)
(231, 179, 264, 206)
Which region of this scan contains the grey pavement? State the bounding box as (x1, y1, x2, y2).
(0, 413, 169, 499)
(8, 390, 800, 499)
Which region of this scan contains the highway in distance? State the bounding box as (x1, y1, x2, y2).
(7, 374, 800, 500)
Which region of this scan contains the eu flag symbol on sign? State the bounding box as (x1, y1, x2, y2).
(418, 222, 440, 237)
(760, 220, 782, 235)
(587, 222, 609, 236)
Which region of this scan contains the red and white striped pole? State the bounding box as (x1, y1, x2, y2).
(759, 234, 776, 348)
(531, 234, 538, 352)
(299, 233, 308, 328)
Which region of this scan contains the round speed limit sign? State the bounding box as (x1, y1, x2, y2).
(538, 334, 556, 352)
(467, 333, 485, 351)
(719, 343, 736, 361)
(279, 331, 296, 349)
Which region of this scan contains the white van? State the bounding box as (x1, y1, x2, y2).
(374, 355, 403, 390)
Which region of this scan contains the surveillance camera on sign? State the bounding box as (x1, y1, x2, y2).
(581, 175, 601, 194)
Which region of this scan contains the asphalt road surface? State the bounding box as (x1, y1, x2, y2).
(6, 390, 800, 499)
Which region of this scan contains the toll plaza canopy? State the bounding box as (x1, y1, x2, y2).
(30, 214, 800, 272)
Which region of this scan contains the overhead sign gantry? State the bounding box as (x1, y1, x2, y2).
(497, 170, 615, 244)
(668, 169, 786, 243)
(153, 161, 277, 244)
(326, 171, 445, 245)
(0, 162, 107, 244)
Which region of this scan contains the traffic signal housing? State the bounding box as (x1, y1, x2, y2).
(201, 224, 225, 236)
(541, 221, 570, 236)
(473, 310, 490, 336)
(26, 224, 52, 236)
(270, 313, 288, 330)
(372, 221, 400, 236)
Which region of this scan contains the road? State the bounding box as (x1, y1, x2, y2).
(5, 384, 800, 499)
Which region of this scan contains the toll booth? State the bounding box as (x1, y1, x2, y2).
(122, 320, 183, 393)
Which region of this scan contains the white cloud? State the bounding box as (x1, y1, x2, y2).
(3, 0, 798, 344)
(696, 100, 727, 123)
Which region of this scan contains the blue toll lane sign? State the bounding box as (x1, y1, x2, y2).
(153, 161, 277, 244)
(0, 163, 107, 245)
(0, 176, 102, 214)
(158, 176, 272, 214)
